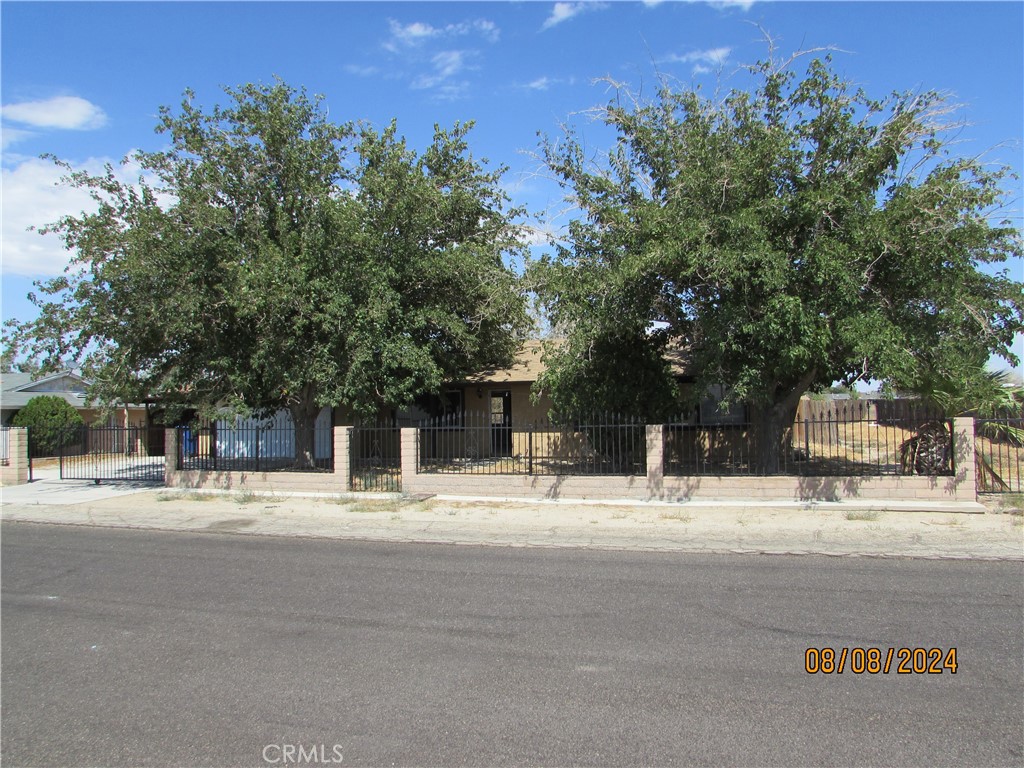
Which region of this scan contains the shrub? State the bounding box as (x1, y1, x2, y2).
(11, 396, 85, 457)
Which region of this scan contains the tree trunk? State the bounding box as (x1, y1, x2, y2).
(289, 386, 321, 470)
(752, 372, 816, 475)
(752, 403, 796, 475)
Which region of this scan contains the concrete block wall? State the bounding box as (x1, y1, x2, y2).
(162, 420, 979, 503)
(401, 423, 978, 503)
(164, 426, 349, 495)
(0, 428, 30, 486)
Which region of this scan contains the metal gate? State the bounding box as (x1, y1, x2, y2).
(350, 422, 401, 492)
(59, 425, 165, 483)
(974, 418, 1023, 493)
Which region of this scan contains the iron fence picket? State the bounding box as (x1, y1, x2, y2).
(350, 421, 402, 492)
(416, 412, 646, 476)
(58, 424, 165, 482)
(663, 409, 952, 477)
(177, 419, 333, 473)
(974, 417, 1024, 493)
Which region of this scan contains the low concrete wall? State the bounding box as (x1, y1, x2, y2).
(164, 426, 350, 494)
(0, 428, 29, 486)
(162, 419, 978, 503)
(401, 420, 977, 503)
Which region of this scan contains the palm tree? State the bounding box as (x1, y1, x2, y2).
(903, 370, 1023, 489)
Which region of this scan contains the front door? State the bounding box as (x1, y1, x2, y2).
(490, 391, 512, 457)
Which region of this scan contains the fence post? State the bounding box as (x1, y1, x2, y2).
(646, 424, 664, 500)
(164, 428, 179, 486)
(333, 426, 352, 490)
(400, 427, 418, 495)
(528, 426, 534, 475)
(0, 428, 29, 486)
(952, 417, 976, 500)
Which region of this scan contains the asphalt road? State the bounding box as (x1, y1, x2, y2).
(2, 521, 1021, 768)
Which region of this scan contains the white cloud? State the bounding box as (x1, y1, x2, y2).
(384, 18, 500, 51)
(1, 154, 163, 278)
(665, 46, 732, 66)
(411, 50, 475, 96)
(2, 96, 107, 131)
(344, 64, 380, 77)
(520, 76, 576, 92)
(1, 126, 35, 151)
(541, 2, 608, 31)
(432, 50, 466, 80)
(708, 0, 755, 10)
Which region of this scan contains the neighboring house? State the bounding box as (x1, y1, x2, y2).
(0, 370, 149, 428)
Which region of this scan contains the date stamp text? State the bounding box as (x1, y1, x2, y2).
(804, 647, 958, 674)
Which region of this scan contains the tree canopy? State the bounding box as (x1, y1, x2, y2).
(531, 54, 1023, 470)
(5, 80, 530, 466)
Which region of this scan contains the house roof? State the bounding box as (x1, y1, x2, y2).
(462, 339, 694, 385)
(463, 340, 549, 384)
(1, 370, 90, 411)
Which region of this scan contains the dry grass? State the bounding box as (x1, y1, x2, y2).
(658, 510, 692, 523)
(844, 510, 880, 522)
(156, 491, 218, 502)
(233, 491, 284, 505)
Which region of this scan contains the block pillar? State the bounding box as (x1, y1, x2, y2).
(400, 427, 418, 495)
(0, 428, 30, 486)
(333, 426, 351, 489)
(952, 416, 976, 501)
(164, 428, 178, 486)
(646, 424, 664, 501)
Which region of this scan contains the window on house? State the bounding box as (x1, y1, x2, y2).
(699, 384, 747, 425)
(439, 389, 464, 426)
(397, 388, 465, 426)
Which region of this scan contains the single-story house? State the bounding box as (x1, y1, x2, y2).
(0, 370, 149, 428)
(385, 339, 744, 429)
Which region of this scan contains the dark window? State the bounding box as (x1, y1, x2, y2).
(699, 385, 747, 425)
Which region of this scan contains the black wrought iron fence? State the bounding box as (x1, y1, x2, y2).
(417, 412, 647, 476)
(59, 424, 165, 482)
(974, 417, 1024, 493)
(350, 421, 401, 491)
(664, 410, 954, 477)
(177, 420, 333, 472)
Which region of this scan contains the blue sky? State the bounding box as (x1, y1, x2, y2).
(2, 1, 1022, 372)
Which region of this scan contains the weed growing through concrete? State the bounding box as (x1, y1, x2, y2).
(658, 511, 693, 523)
(234, 491, 283, 505)
(999, 493, 1023, 514)
(845, 510, 880, 521)
(348, 500, 404, 514)
(156, 491, 218, 503)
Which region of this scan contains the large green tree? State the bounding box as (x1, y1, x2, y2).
(532, 54, 1023, 472)
(6, 81, 529, 467)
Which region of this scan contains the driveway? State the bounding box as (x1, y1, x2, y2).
(1, 459, 161, 506)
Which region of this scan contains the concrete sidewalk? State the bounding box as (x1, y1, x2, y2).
(2, 482, 1022, 560)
